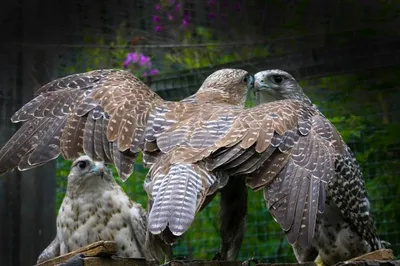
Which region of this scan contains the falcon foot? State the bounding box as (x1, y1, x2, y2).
(61, 254, 85, 266)
(314, 255, 326, 266)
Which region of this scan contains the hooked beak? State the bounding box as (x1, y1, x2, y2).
(90, 162, 105, 178)
(253, 79, 273, 104)
(254, 79, 269, 92)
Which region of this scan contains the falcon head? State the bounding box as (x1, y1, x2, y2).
(197, 68, 254, 106)
(67, 155, 114, 191)
(253, 69, 310, 104)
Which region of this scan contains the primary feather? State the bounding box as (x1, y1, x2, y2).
(0, 68, 253, 261)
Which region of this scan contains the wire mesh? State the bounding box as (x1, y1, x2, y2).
(1, 0, 400, 264)
(49, 41, 400, 261)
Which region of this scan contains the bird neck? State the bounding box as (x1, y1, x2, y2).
(286, 85, 313, 104)
(66, 178, 117, 198)
(195, 90, 245, 106)
(292, 93, 313, 105)
(256, 90, 313, 105)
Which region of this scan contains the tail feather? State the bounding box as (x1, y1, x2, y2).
(148, 163, 216, 238)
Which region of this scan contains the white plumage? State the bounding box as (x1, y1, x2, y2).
(37, 155, 170, 264)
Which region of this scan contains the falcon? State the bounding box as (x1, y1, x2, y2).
(0, 68, 253, 260)
(2, 67, 381, 264)
(251, 69, 385, 265)
(37, 155, 171, 264)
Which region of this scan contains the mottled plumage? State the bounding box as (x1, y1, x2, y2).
(37, 155, 170, 264)
(5, 67, 377, 264)
(253, 69, 384, 265)
(0, 68, 253, 261)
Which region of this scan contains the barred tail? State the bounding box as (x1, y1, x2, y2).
(147, 163, 216, 238)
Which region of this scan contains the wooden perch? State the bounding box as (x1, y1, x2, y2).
(255, 262, 316, 266)
(35, 240, 117, 266)
(348, 249, 395, 261)
(165, 260, 243, 266)
(35, 243, 398, 266)
(334, 249, 400, 266)
(81, 257, 150, 266)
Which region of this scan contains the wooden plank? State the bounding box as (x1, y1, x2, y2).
(35, 241, 117, 266)
(83, 257, 151, 266)
(167, 261, 243, 266)
(348, 249, 395, 261)
(334, 260, 400, 266)
(255, 263, 316, 266)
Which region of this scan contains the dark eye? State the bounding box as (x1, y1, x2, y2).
(242, 75, 248, 83)
(270, 75, 284, 84)
(77, 161, 87, 170)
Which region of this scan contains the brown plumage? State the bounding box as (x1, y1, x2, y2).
(0, 68, 253, 260)
(173, 99, 336, 250)
(6, 67, 377, 264)
(252, 69, 384, 265)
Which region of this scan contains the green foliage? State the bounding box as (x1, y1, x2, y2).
(163, 26, 271, 70)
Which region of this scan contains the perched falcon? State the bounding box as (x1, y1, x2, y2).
(252, 69, 384, 265)
(37, 155, 171, 264)
(4, 67, 383, 264)
(0, 68, 253, 260)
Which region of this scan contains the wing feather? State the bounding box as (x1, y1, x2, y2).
(1, 69, 166, 177)
(146, 154, 217, 240)
(111, 141, 137, 181)
(93, 116, 107, 162)
(0, 117, 53, 174)
(28, 116, 68, 166)
(183, 100, 336, 249)
(61, 114, 87, 159)
(83, 114, 96, 159)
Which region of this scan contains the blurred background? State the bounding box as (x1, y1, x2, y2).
(0, 1, 399, 265)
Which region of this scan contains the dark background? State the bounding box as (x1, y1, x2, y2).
(0, 1, 399, 265)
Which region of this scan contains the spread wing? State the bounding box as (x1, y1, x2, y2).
(140, 99, 336, 247)
(179, 100, 337, 248)
(0, 69, 164, 180)
(145, 102, 243, 155)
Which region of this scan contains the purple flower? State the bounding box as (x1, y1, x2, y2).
(235, 3, 241, 10)
(175, 3, 181, 10)
(155, 4, 160, 10)
(143, 69, 159, 77)
(168, 14, 174, 20)
(182, 18, 188, 26)
(150, 69, 159, 75)
(123, 52, 139, 68)
(139, 54, 152, 68)
(155, 25, 162, 32)
(153, 15, 160, 22)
